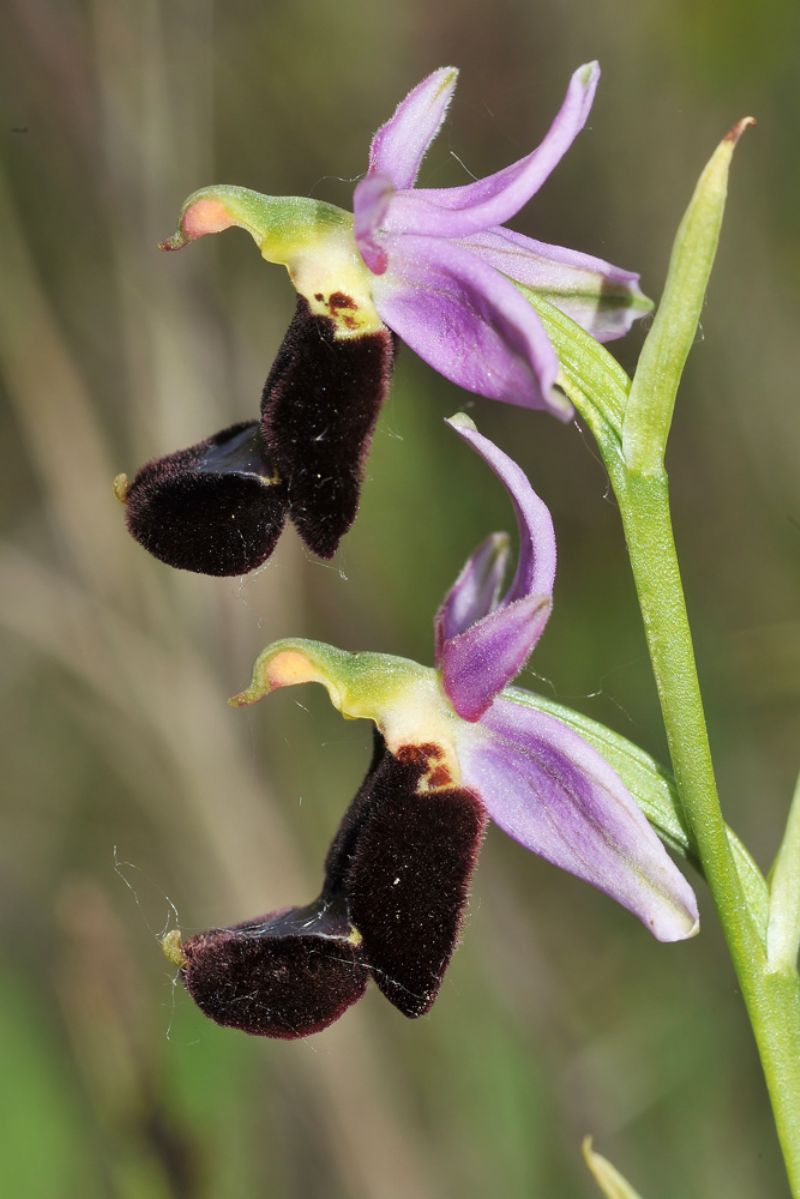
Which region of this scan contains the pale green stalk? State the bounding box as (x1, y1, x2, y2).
(610, 464, 800, 1196)
(546, 118, 800, 1192)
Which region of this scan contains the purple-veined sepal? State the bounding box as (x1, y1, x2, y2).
(462, 228, 653, 343)
(455, 696, 699, 941)
(368, 235, 566, 411)
(366, 67, 459, 190)
(369, 63, 600, 244)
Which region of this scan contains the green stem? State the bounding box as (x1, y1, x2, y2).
(611, 464, 800, 1194)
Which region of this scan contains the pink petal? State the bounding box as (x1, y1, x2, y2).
(370, 234, 568, 412)
(462, 227, 652, 342)
(457, 697, 700, 941)
(435, 416, 557, 720)
(367, 67, 459, 190)
(435, 531, 511, 654)
(445, 415, 557, 604)
(380, 63, 600, 241)
(440, 594, 552, 722)
(353, 173, 394, 273)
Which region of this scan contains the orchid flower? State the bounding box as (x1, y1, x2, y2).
(118, 63, 650, 576)
(163, 417, 698, 1038)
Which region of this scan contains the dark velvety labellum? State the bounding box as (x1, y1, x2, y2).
(180, 898, 367, 1039)
(322, 728, 391, 894)
(261, 298, 394, 558)
(125, 421, 288, 576)
(178, 735, 487, 1038)
(339, 747, 487, 1019)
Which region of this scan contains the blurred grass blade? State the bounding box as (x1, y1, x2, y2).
(767, 773, 800, 973)
(622, 118, 755, 475)
(582, 1137, 644, 1199)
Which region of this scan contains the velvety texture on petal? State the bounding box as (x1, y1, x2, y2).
(322, 726, 391, 894)
(370, 235, 566, 412)
(457, 696, 700, 941)
(341, 742, 487, 1018)
(367, 67, 458, 190)
(378, 63, 600, 242)
(179, 900, 368, 1039)
(261, 297, 395, 557)
(436, 416, 557, 719)
(124, 421, 287, 576)
(435, 531, 511, 653)
(178, 728, 486, 1037)
(461, 227, 650, 342)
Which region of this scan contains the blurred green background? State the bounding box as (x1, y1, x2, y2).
(2, 1, 798, 1195)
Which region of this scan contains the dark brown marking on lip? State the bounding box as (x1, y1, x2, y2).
(329, 291, 358, 310)
(396, 743, 443, 767)
(395, 743, 452, 789)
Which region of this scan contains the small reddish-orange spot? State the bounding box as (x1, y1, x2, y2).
(329, 291, 358, 311)
(183, 198, 235, 240)
(314, 292, 324, 301)
(428, 766, 452, 788)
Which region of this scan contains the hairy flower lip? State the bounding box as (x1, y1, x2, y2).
(123, 420, 288, 577)
(170, 728, 487, 1034)
(230, 416, 699, 948)
(120, 297, 394, 575)
(175, 413, 698, 1041)
(175, 896, 369, 1039)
